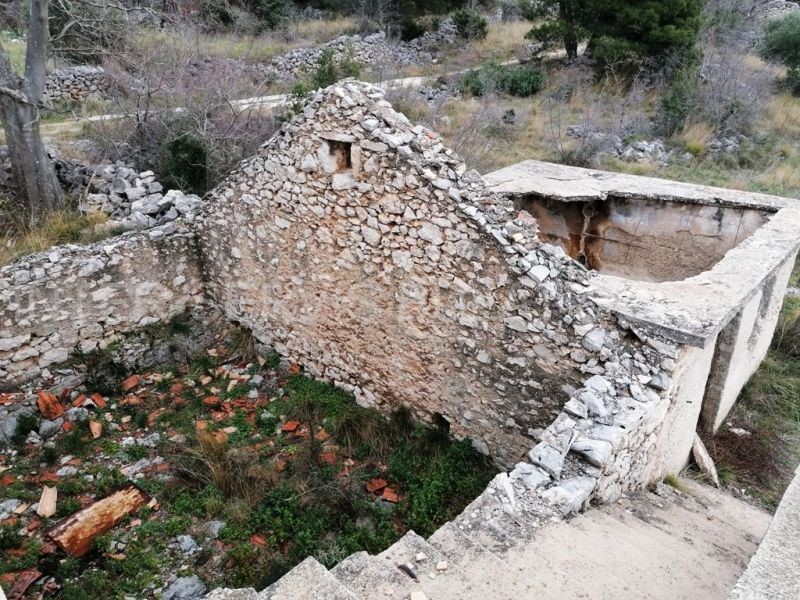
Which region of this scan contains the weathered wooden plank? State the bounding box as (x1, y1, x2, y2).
(46, 485, 150, 557)
(7, 569, 42, 600)
(36, 486, 57, 518)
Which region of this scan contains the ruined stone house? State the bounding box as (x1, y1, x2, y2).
(2, 81, 799, 517)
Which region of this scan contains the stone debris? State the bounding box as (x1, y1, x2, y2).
(56, 160, 203, 230)
(162, 576, 207, 600)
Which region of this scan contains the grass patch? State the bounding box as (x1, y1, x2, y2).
(0, 210, 117, 266)
(705, 279, 800, 510)
(0, 30, 26, 75)
(663, 473, 688, 492)
(0, 331, 495, 597)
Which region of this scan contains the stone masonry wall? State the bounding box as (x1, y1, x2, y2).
(196, 81, 678, 483)
(0, 80, 687, 507)
(264, 22, 456, 81)
(44, 66, 108, 103)
(0, 223, 204, 385)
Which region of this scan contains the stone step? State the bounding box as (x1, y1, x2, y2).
(257, 557, 357, 600)
(426, 522, 500, 571)
(205, 588, 259, 600)
(449, 487, 536, 555)
(329, 550, 422, 599)
(376, 530, 449, 581)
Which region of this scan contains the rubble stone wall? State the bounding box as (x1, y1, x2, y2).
(0, 224, 204, 384)
(44, 66, 109, 103)
(197, 82, 678, 484)
(265, 22, 456, 81)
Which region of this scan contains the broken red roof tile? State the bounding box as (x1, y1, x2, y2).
(119, 395, 141, 406)
(90, 393, 107, 409)
(281, 420, 300, 433)
(366, 478, 388, 494)
(121, 375, 140, 392)
(203, 395, 221, 406)
(381, 487, 400, 503)
(249, 534, 268, 548)
(37, 391, 65, 420)
(89, 420, 103, 439)
(61, 421, 75, 433)
(319, 452, 337, 465)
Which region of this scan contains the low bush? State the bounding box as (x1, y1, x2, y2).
(159, 131, 210, 196)
(400, 17, 429, 41)
(761, 13, 800, 96)
(787, 66, 800, 97)
(452, 8, 488, 40)
(460, 63, 547, 97)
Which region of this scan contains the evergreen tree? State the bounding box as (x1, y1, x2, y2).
(524, 0, 704, 66)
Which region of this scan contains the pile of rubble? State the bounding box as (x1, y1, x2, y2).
(56, 161, 203, 229)
(566, 125, 743, 165)
(265, 21, 457, 81)
(44, 66, 108, 103)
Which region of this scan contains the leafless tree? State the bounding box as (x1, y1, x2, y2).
(0, 0, 62, 226)
(1, 0, 157, 226)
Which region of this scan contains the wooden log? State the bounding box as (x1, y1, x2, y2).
(46, 485, 150, 557)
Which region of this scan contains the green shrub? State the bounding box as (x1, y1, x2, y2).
(452, 8, 488, 40)
(249, 0, 289, 31)
(159, 132, 209, 196)
(460, 63, 547, 97)
(313, 49, 340, 89)
(310, 48, 362, 90)
(761, 13, 800, 67)
(400, 17, 429, 41)
(787, 66, 800, 96)
(200, 0, 237, 29)
(656, 64, 702, 136)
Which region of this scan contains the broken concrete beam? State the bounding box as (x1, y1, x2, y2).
(47, 484, 150, 556)
(692, 433, 720, 488)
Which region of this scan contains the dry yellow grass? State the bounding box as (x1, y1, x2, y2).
(0, 210, 111, 266)
(146, 17, 359, 64)
(0, 30, 26, 74)
(765, 94, 800, 137)
(757, 162, 800, 193)
(679, 122, 715, 155)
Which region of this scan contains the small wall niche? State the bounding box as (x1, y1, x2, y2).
(327, 140, 352, 172)
(319, 133, 356, 174)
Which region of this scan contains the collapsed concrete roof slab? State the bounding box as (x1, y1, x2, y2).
(484, 159, 800, 348)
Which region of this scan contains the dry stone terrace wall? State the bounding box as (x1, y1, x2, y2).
(0, 223, 204, 385)
(44, 66, 109, 103)
(264, 23, 456, 81)
(196, 81, 678, 485)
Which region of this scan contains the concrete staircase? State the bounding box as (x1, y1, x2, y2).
(207, 478, 770, 600)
